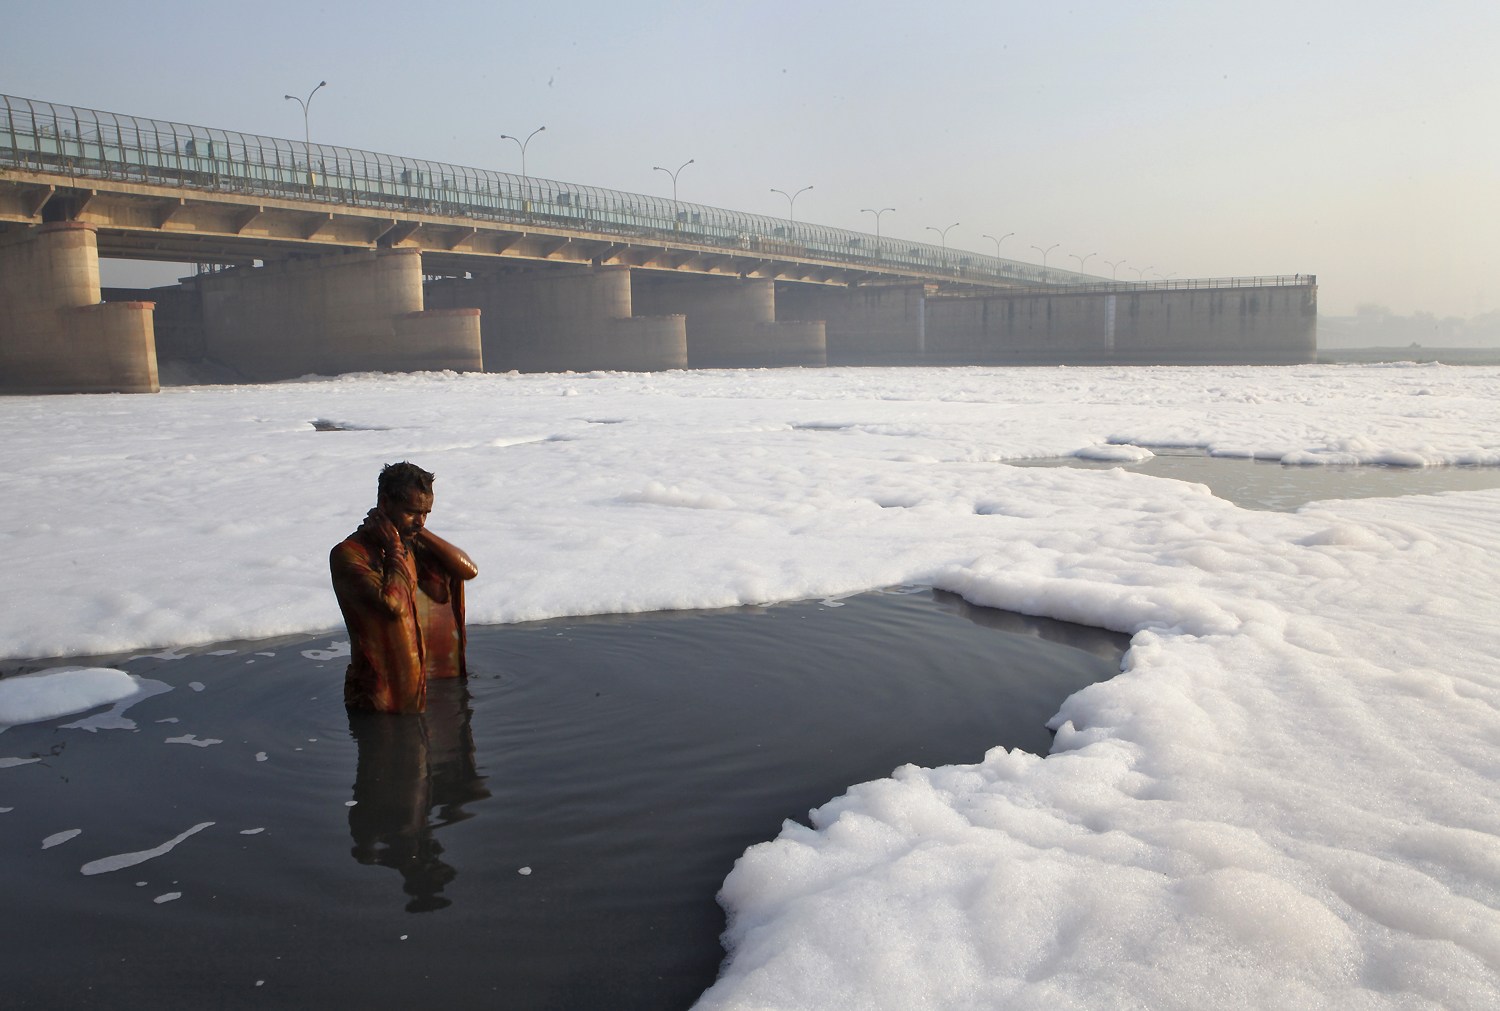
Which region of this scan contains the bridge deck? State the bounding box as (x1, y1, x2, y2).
(0, 94, 1310, 295)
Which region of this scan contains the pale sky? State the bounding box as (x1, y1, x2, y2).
(7, 0, 1497, 317)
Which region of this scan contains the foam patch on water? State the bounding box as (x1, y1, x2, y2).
(59, 678, 174, 733)
(130, 646, 193, 661)
(301, 641, 350, 662)
(42, 829, 82, 849)
(80, 822, 215, 876)
(1076, 443, 1155, 462)
(0, 668, 145, 730)
(164, 734, 223, 748)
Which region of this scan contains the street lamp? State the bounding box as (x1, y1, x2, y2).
(861, 206, 895, 241)
(283, 80, 327, 185)
(772, 185, 813, 222)
(926, 222, 960, 248)
(653, 158, 694, 203)
(500, 125, 546, 178)
(1103, 258, 1127, 280)
(1068, 252, 1097, 273)
(1032, 243, 1059, 269)
(982, 232, 1014, 256)
(1130, 265, 1154, 280)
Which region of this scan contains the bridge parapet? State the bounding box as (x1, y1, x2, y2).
(1, 93, 1087, 288)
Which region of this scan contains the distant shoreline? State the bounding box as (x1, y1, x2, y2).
(1316, 347, 1500, 366)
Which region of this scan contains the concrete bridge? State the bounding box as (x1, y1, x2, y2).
(0, 94, 1316, 394)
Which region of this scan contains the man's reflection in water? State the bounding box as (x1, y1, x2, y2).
(347, 679, 491, 912)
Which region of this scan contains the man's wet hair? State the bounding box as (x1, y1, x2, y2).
(378, 461, 435, 501)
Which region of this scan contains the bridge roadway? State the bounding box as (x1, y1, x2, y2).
(0, 94, 1317, 394)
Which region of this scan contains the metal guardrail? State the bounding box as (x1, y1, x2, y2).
(930, 274, 1317, 298)
(1, 94, 1314, 292)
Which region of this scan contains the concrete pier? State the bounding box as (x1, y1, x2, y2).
(1111, 286, 1317, 364)
(0, 223, 158, 393)
(926, 289, 1116, 365)
(426, 266, 686, 373)
(632, 275, 826, 368)
(776, 283, 927, 366)
(190, 249, 483, 380)
(924, 284, 1316, 366)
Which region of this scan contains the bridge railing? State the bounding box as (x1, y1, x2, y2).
(1, 94, 1315, 294)
(930, 275, 1318, 298)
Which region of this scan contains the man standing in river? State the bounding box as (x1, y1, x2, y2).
(331, 462, 479, 714)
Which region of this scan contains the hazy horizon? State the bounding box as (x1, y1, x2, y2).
(9, 0, 1496, 318)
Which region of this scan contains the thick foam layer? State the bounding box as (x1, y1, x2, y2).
(5, 364, 1500, 1008)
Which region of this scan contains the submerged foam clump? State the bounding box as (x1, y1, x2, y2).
(0, 668, 141, 728)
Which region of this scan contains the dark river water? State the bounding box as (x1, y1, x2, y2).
(1013, 449, 1500, 511)
(0, 589, 1125, 1010)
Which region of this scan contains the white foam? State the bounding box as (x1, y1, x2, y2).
(59, 678, 173, 733)
(0, 668, 142, 729)
(5, 366, 1500, 1007)
(80, 822, 215, 876)
(1075, 443, 1154, 462)
(301, 641, 350, 662)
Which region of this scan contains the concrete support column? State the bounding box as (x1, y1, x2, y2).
(631, 275, 826, 369)
(925, 291, 1116, 365)
(1112, 286, 1317, 364)
(0, 222, 158, 394)
(193, 249, 483, 380)
(776, 283, 927, 365)
(426, 265, 686, 373)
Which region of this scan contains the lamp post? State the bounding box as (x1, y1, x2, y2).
(926, 222, 960, 248)
(501, 125, 546, 210)
(654, 159, 694, 228)
(982, 231, 1014, 257)
(500, 125, 546, 178)
(1068, 252, 1097, 273)
(861, 206, 895, 241)
(1130, 265, 1154, 280)
(1103, 258, 1127, 280)
(1032, 243, 1059, 269)
(653, 158, 694, 203)
(283, 80, 327, 186)
(772, 185, 813, 222)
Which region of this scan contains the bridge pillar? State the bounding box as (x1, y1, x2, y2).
(775, 283, 927, 365)
(631, 275, 826, 368)
(920, 285, 1318, 366)
(426, 265, 686, 373)
(192, 249, 483, 380)
(924, 290, 1117, 365)
(1111, 285, 1317, 364)
(0, 222, 158, 394)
